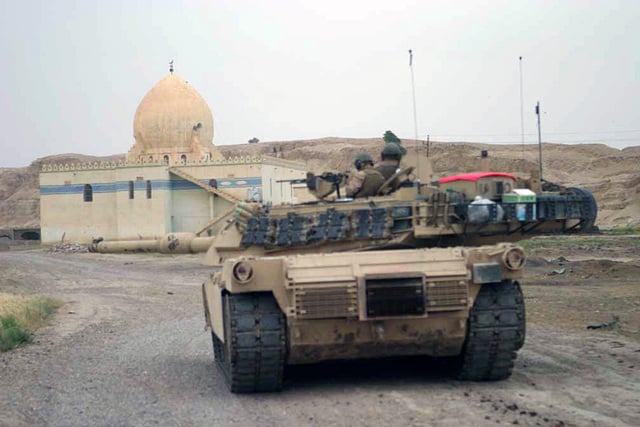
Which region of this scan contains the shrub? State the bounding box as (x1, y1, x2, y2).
(0, 315, 32, 351)
(0, 294, 61, 352)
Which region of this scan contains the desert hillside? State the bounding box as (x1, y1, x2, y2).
(1, 139, 638, 229)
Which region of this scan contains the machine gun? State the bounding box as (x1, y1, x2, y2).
(277, 171, 348, 200)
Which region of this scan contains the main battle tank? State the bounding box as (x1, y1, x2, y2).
(202, 153, 597, 392)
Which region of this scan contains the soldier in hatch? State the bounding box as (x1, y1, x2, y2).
(345, 153, 385, 198)
(375, 142, 403, 181)
(373, 142, 405, 192)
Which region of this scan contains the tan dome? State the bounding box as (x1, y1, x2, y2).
(133, 74, 214, 151)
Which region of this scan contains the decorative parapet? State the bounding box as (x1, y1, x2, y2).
(40, 155, 267, 173)
(41, 161, 120, 172)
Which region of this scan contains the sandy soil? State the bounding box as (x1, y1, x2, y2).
(0, 237, 639, 427)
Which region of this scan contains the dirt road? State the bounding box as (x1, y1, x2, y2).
(1, 240, 639, 427)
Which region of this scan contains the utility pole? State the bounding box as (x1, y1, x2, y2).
(426, 134, 430, 158)
(536, 101, 543, 181)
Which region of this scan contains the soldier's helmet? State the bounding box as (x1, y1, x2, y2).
(354, 153, 374, 170)
(381, 142, 403, 161)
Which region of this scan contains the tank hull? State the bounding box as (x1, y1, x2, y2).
(203, 243, 526, 392)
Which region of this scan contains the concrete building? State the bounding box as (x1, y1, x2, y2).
(40, 69, 307, 244)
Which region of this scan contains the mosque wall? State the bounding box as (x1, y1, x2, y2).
(40, 168, 119, 243)
(113, 165, 170, 239)
(39, 157, 308, 244)
(170, 188, 210, 232)
(174, 159, 263, 202)
(166, 159, 263, 232)
(261, 157, 309, 205)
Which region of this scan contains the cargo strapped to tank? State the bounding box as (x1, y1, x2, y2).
(439, 172, 517, 184)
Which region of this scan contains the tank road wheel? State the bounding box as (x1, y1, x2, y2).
(216, 292, 287, 393)
(458, 280, 526, 381)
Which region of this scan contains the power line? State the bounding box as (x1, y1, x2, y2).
(418, 129, 640, 139)
(423, 137, 640, 144)
(538, 129, 640, 135)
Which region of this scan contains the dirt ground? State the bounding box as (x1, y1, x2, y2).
(0, 236, 639, 427)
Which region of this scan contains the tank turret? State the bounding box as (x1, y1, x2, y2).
(202, 164, 597, 265)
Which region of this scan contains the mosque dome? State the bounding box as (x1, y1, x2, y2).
(132, 74, 214, 152)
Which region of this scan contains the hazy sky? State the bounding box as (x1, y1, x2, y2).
(1, 0, 639, 167)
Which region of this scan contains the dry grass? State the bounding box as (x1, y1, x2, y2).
(0, 293, 62, 351)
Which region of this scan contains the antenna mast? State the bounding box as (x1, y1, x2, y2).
(519, 57, 524, 162)
(536, 101, 543, 181)
(409, 50, 418, 145)
(408, 49, 423, 189)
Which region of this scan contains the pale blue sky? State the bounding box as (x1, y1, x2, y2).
(1, 0, 639, 167)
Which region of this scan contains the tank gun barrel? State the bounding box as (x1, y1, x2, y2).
(90, 233, 214, 254)
(275, 178, 308, 184)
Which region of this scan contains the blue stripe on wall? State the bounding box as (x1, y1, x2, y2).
(40, 183, 116, 195)
(40, 177, 263, 195)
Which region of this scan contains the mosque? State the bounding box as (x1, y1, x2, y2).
(39, 66, 307, 244)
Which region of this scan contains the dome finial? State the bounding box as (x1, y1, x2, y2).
(169, 59, 174, 74)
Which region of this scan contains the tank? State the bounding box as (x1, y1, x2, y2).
(202, 243, 526, 392)
(80, 149, 595, 391)
(201, 157, 586, 392)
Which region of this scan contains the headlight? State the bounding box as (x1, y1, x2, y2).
(502, 246, 525, 270)
(232, 261, 254, 283)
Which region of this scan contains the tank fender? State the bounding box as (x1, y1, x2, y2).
(465, 244, 526, 283)
(203, 273, 225, 342)
(220, 257, 291, 315)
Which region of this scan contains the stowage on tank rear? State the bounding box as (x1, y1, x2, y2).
(202, 243, 526, 393)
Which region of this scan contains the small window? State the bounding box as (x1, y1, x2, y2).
(495, 181, 504, 195)
(20, 231, 40, 241)
(180, 154, 187, 164)
(83, 184, 93, 202)
(146, 180, 152, 199)
(163, 155, 169, 165)
(128, 181, 134, 199)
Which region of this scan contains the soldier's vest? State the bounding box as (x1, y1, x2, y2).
(375, 160, 399, 181)
(354, 168, 385, 198)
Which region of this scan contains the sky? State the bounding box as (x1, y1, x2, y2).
(1, 0, 639, 167)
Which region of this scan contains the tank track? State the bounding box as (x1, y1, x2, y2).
(568, 187, 598, 232)
(458, 280, 525, 381)
(212, 292, 287, 393)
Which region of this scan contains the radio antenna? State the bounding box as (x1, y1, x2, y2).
(409, 49, 422, 189)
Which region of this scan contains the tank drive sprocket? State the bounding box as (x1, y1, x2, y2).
(458, 279, 525, 381)
(212, 292, 287, 392)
